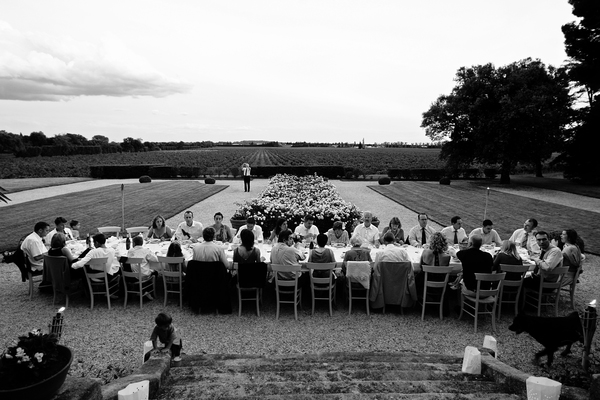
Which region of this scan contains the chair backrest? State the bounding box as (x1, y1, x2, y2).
(306, 262, 336, 286)
(540, 266, 569, 290)
(84, 257, 110, 279)
(121, 257, 146, 280)
(157, 256, 185, 272)
(499, 264, 529, 286)
(97, 226, 121, 237)
(237, 262, 269, 289)
(44, 255, 70, 292)
(422, 265, 453, 288)
(474, 272, 505, 298)
(126, 226, 149, 236)
(346, 261, 372, 288)
(271, 264, 301, 288)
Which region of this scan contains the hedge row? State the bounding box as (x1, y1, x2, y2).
(387, 168, 498, 180)
(252, 165, 346, 178)
(90, 164, 165, 179)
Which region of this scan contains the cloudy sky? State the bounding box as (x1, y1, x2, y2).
(0, 0, 574, 144)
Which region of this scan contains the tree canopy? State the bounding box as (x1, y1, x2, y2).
(421, 58, 573, 183)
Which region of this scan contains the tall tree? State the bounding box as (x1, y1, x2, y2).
(558, 0, 600, 182)
(421, 59, 572, 183)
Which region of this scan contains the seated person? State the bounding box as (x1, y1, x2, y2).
(127, 236, 159, 277)
(46, 216, 75, 244)
(439, 216, 468, 246)
(174, 211, 203, 242)
(493, 240, 523, 281)
(147, 215, 173, 241)
(235, 217, 264, 243)
(380, 217, 404, 245)
(271, 229, 306, 281)
(468, 219, 502, 247)
(407, 213, 436, 247)
(21, 221, 50, 272)
(166, 241, 187, 273)
(47, 232, 78, 264)
(192, 227, 229, 266)
(210, 212, 233, 243)
(457, 234, 493, 295)
(294, 215, 320, 242)
(420, 232, 451, 267)
(508, 218, 540, 255)
(233, 229, 262, 264)
(523, 231, 563, 289)
(326, 221, 349, 246)
(376, 232, 411, 263)
(69, 220, 81, 240)
(351, 211, 380, 247)
(308, 233, 336, 279)
(268, 218, 288, 243)
(72, 233, 121, 276)
(342, 236, 373, 274)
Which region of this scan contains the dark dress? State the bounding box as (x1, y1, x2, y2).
(493, 252, 523, 281)
(233, 247, 260, 264)
(457, 247, 493, 291)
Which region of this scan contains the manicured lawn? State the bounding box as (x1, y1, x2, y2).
(370, 181, 600, 254)
(0, 181, 227, 251)
(495, 175, 600, 199)
(0, 177, 93, 193)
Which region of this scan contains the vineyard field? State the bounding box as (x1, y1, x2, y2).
(0, 147, 444, 178)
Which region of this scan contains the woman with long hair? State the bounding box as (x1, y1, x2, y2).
(420, 232, 450, 267)
(211, 212, 233, 243)
(268, 218, 288, 244)
(561, 229, 583, 287)
(380, 217, 404, 245)
(233, 229, 261, 263)
(146, 215, 173, 240)
(493, 240, 523, 280)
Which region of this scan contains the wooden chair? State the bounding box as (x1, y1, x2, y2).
(497, 264, 529, 319)
(126, 226, 149, 237)
(524, 266, 569, 316)
(271, 264, 302, 320)
(82, 258, 119, 309)
(459, 272, 505, 333)
(44, 255, 79, 307)
(236, 262, 268, 316)
(419, 266, 453, 321)
(158, 256, 185, 308)
(121, 257, 156, 309)
(306, 262, 337, 316)
(23, 255, 44, 300)
(560, 266, 583, 309)
(97, 226, 122, 237)
(345, 261, 372, 315)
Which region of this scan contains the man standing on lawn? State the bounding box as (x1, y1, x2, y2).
(174, 211, 203, 242)
(407, 213, 436, 247)
(468, 219, 502, 247)
(440, 216, 468, 246)
(241, 163, 251, 192)
(509, 218, 540, 255)
(21, 221, 50, 272)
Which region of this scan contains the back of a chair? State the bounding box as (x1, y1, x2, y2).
(237, 262, 268, 289)
(474, 272, 505, 299)
(379, 261, 414, 306)
(346, 261, 372, 289)
(97, 226, 121, 237)
(306, 262, 336, 287)
(121, 257, 146, 281)
(271, 264, 301, 290)
(44, 255, 70, 291)
(422, 265, 453, 289)
(126, 226, 149, 236)
(540, 266, 569, 291)
(84, 257, 110, 280)
(158, 256, 185, 279)
(499, 264, 529, 287)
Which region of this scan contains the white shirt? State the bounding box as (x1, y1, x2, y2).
(174, 220, 203, 241)
(440, 226, 468, 244)
(235, 225, 264, 241)
(352, 224, 380, 246)
(21, 232, 47, 271)
(294, 224, 320, 239)
(375, 245, 411, 263)
(127, 246, 159, 276)
(72, 246, 121, 275)
(509, 228, 540, 254)
(469, 227, 502, 246)
(45, 228, 74, 244)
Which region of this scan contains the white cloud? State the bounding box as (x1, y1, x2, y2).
(0, 21, 191, 101)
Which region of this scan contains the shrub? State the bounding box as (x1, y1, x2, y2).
(90, 164, 162, 179)
(148, 166, 176, 179)
(439, 177, 451, 185)
(139, 175, 152, 183)
(205, 177, 216, 184)
(378, 177, 391, 185)
(484, 168, 498, 179)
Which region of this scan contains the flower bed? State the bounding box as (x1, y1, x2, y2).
(233, 174, 362, 236)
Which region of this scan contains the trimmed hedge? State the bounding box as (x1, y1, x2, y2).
(378, 177, 391, 185)
(205, 178, 216, 184)
(387, 168, 483, 180)
(252, 165, 345, 179)
(439, 177, 451, 185)
(139, 175, 152, 183)
(90, 164, 163, 179)
(148, 166, 177, 179)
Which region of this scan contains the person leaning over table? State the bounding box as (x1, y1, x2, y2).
(468, 219, 502, 247)
(351, 211, 380, 247)
(270, 229, 307, 281)
(127, 235, 159, 277)
(48, 232, 85, 279)
(326, 221, 349, 246)
(523, 231, 563, 289)
(457, 234, 493, 295)
(147, 215, 173, 241)
(21, 221, 50, 272)
(380, 217, 404, 245)
(376, 232, 411, 263)
(45, 216, 75, 244)
(294, 214, 320, 242)
(508, 218, 540, 255)
(407, 213, 436, 247)
(210, 212, 233, 243)
(235, 217, 264, 242)
(174, 211, 203, 242)
(268, 218, 288, 243)
(72, 233, 122, 276)
(192, 227, 229, 266)
(439, 216, 468, 246)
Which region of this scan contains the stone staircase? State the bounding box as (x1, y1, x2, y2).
(157, 352, 523, 399)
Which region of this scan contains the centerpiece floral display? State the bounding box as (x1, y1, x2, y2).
(0, 329, 71, 393)
(233, 174, 363, 236)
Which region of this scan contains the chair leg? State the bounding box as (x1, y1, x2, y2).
(458, 294, 464, 320)
(366, 288, 370, 316)
(491, 303, 497, 333)
(311, 287, 315, 316)
(473, 301, 479, 334)
(348, 284, 352, 315)
(329, 290, 333, 317)
(29, 277, 34, 300)
(439, 292, 444, 321)
(275, 290, 280, 320)
(124, 290, 128, 309)
(256, 289, 260, 317)
(238, 286, 242, 317)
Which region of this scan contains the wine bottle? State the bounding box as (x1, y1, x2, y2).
(86, 233, 91, 248)
(126, 233, 131, 250)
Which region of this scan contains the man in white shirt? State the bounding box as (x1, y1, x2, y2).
(127, 236, 159, 277)
(407, 213, 436, 247)
(524, 231, 563, 289)
(468, 219, 502, 247)
(72, 233, 121, 275)
(509, 218, 540, 255)
(235, 217, 264, 242)
(351, 211, 380, 247)
(376, 232, 411, 263)
(21, 221, 50, 271)
(294, 215, 319, 242)
(45, 216, 75, 244)
(440, 216, 468, 245)
(192, 227, 229, 266)
(241, 162, 251, 192)
(174, 211, 203, 242)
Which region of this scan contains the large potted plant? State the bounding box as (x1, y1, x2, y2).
(230, 209, 247, 231)
(0, 329, 73, 400)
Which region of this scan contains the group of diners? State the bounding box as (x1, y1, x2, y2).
(19, 209, 585, 307)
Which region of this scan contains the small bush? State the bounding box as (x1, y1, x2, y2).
(378, 177, 391, 185)
(139, 175, 152, 183)
(439, 177, 451, 185)
(205, 177, 216, 184)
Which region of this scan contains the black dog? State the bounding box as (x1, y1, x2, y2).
(508, 312, 583, 366)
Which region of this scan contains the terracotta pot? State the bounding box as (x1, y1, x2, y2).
(0, 345, 73, 400)
(230, 218, 246, 231)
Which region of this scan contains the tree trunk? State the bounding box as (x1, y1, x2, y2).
(535, 160, 543, 177)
